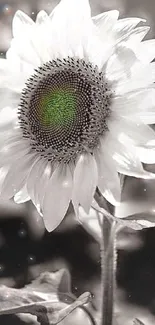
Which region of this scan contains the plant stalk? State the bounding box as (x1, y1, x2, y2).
(100, 216, 117, 325)
(95, 188, 117, 325)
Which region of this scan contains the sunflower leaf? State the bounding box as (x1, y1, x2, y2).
(0, 269, 91, 325)
(91, 198, 155, 232)
(123, 212, 155, 230)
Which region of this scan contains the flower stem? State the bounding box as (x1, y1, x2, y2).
(95, 188, 117, 325)
(100, 216, 117, 325)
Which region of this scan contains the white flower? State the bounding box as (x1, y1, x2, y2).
(0, 0, 155, 232)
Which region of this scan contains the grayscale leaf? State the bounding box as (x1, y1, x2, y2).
(92, 199, 155, 232)
(0, 269, 91, 325)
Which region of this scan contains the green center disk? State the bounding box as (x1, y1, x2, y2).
(39, 89, 77, 128)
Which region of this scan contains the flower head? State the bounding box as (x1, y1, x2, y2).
(1, 0, 155, 231)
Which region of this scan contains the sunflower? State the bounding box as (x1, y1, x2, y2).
(0, 0, 155, 231)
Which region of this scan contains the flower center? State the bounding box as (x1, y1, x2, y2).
(18, 57, 112, 163)
(39, 89, 77, 128)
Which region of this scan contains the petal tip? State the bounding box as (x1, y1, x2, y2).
(36, 10, 48, 23)
(14, 9, 30, 21)
(113, 9, 119, 19)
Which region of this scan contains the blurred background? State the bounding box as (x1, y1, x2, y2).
(0, 0, 155, 324)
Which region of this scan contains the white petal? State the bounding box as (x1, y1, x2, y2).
(0, 167, 9, 193)
(35, 11, 52, 62)
(0, 129, 20, 150)
(0, 139, 31, 166)
(27, 157, 46, 207)
(72, 154, 98, 214)
(116, 110, 155, 125)
(43, 164, 73, 232)
(2, 128, 23, 146)
(120, 26, 150, 46)
(114, 62, 155, 94)
(0, 106, 17, 127)
(108, 116, 155, 145)
(12, 10, 35, 37)
(13, 10, 34, 37)
(0, 58, 24, 92)
(95, 148, 121, 205)
(114, 17, 145, 38)
(50, 0, 91, 18)
(106, 45, 138, 81)
(104, 135, 153, 178)
(91, 10, 119, 68)
(111, 88, 155, 120)
(10, 37, 41, 68)
(133, 112, 155, 125)
(93, 10, 119, 32)
(37, 161, 52, 212)
(6, 47, 34, 84)
(0, 88, 20, 110)
(112, 88, 155, 111)
(135, 145, 155, 164)
(14, 184, 30, 203)
(0, 57, 16, 76)
(0, 58, 7, 69)
(87, 34, 111, 70)
(1, 153, 36, 199)
(36, 10, 48, 25)
(48, 0, 93, 58)
(0, 59, 9, 82)
(134, 40, 155, 63)
(11, 11, 42, 67)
